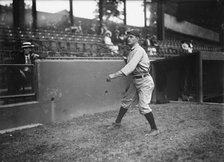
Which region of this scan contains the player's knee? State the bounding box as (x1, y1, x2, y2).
(121, 101, 132, 109)
(139, 107, 152, 115)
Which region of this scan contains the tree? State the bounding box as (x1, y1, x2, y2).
(96, 0, 124, 23)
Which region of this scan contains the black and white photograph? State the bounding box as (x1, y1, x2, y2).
(0, 0, 223, 161)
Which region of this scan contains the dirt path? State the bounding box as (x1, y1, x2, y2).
(0, 102, 223, 162)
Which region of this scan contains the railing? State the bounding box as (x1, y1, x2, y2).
(0, 64, 37, 105)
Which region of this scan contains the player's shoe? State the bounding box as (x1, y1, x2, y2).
(107, 122, 121, 130)
(145, 129, 160, 136)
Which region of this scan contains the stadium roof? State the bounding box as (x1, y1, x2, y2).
(165, 0, 224, 32)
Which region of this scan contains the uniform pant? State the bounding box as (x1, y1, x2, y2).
(121, 75, 154, 115)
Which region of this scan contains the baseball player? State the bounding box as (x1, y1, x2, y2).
(107, 30, 159, 136)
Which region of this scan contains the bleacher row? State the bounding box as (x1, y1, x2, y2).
(0, 26, 111, 57)
(156, 39, 222, 55)
(0, 27, 122, 63)
(0, 25, 222, 63)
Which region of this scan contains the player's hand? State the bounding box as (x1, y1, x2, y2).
(106, 77, 111, 82)
(106, 74, 114, 82)
(32, 54, 40, 59)
(123, 56, 127, 63)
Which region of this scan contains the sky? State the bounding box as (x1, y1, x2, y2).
(0, 0, 145, 27)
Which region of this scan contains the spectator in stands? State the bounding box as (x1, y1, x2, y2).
(181, 40, 193, 53)
(13, 42, 39, 92)
(16, 42, 39, 64)
(51, 23, 57, 30)
(188, 41, 193, 53)
(76, 21, 83, 34)
(144, 34, 159, 56)
(65, 26, 72, 32)
(87, 23, 97, 35)
(119, 33, 127, 45)
(104, 30, 119, 55)
(100, 23, 108, 35)
(114, 25, 120, 34)
(144, 34, 151, 52)
(150, 35, 159, 48)
(112, 26, 122, 45)
(69, 21, 83, 34)
(69, 25, 76, 33)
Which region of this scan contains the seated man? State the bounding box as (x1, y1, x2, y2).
(14, 42, 39, 91)
(103, 30, 119, 55)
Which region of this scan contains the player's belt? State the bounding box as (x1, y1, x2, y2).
(134, 73, 149, 79)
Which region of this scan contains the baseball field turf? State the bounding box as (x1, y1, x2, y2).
(0, 102, 223, 161)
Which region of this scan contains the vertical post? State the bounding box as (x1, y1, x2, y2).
(123, 0, 127, 25)
(144, 0, 146, 27)
(13, 0, 18, 28)
(69, 0, 74, 26)
(32, 0, 37, 29)
(13, 0, 25, 28)
(220, 24, 224, 47)
(98, 0, 104, 34)
(51, 97, 56, 123)
(150, 61, 157, 103)
(33, 62, 40, 101)
(196, 52, 203, 103)
(156, 0, 165, 40)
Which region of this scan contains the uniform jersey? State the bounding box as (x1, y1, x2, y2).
(120, 44, 150, 76)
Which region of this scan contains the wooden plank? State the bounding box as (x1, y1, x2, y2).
(201, 51, 224, 60)
(0, 93, 36, 99)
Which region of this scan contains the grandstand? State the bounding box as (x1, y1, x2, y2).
(0, 0, 223, 130)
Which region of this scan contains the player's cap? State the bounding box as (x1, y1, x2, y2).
(127, 30, 140, 38)
(22, 42, 35, 48)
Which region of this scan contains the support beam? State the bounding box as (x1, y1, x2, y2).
(32, 0, 37, 29)
(13, 0, 25, 28)
(196, 52, 203, 103)
(123, 0, 127, 25)
(144, 0, 147, 27)
(156, 0, 165, 40)
(69, 0, 74, 26)
(98, 0, 104, 34)
(220, 24, 224, 47)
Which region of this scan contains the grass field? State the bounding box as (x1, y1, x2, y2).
(0, 102, 223, 162)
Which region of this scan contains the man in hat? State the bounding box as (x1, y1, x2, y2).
(106, 30, 159, 136)
(13, 42, 39, 91)
(15, 42, 39, 65)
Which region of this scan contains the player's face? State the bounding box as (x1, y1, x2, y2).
(127, 34, 139, 46)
